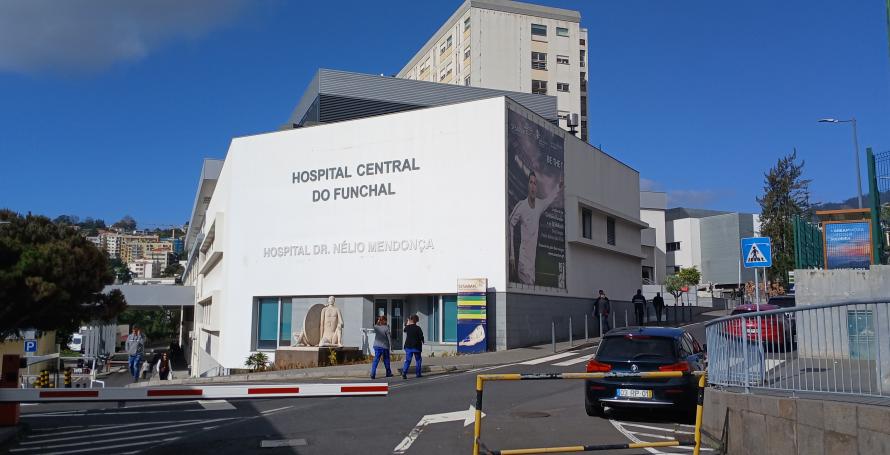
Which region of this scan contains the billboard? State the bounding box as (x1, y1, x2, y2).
(457, 278, 487, 354)
(506, 108, 566, 290)
(824, 221, 872, 269)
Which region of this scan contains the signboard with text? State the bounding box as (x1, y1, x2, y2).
(825, 221, 872, 269)
(457, 278, 487, 354)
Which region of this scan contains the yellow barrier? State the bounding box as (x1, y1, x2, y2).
(472, 371, 707, 455)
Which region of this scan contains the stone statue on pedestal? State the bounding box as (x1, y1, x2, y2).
(319, 296, 344, 347)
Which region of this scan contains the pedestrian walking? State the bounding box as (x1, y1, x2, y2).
(370, 315, 393, 379)
(156, 352, 173, 380)
(652, 292, 665, 324)
(632, 289, 647, 326)
(595, 290, 611, 333)
(125, 326, 145, 382)
(401, 314, 424, 379)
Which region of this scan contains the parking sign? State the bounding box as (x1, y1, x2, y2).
(24, 339, 37, 353)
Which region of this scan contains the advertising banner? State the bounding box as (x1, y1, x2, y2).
(824, 221, 872, 269)
(506, 108, 566, 290)
(457, 278, 487, 354)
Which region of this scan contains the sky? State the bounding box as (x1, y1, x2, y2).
(0, 0, 888, 227)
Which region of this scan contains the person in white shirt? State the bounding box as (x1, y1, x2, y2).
(509, 171, 563, 285)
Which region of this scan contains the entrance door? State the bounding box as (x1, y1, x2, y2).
(374, 298, 405, 350)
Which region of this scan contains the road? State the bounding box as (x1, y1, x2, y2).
(10, 322, 709, 454)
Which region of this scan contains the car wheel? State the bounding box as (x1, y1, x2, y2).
(585, 396, 604, 417)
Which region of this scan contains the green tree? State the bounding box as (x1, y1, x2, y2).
(664, 275, 685, 305)
(112, 215, 137, 232)
(0, 210, 127, 339)
(664, 266, 701, 305)
(757, 150, 811, 284)
(162, 262, 183, 278)
(117, 308, 179, 341)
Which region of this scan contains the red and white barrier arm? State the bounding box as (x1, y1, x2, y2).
(0, 383, 387, 403)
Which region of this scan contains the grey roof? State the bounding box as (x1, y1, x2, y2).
(399, 0, 581, 76)
(665, 207, 731, 222)
(640, 191, 667, 210)
(287, 69, 557, 128)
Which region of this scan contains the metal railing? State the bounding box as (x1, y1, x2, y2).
(705, 299, 890, 403)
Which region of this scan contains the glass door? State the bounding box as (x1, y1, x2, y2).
(391, 299, 404, 349)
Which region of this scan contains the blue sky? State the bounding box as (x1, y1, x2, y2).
(0, 0, 888, 227)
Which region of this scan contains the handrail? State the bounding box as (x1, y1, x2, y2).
(705, 298, 890, 325)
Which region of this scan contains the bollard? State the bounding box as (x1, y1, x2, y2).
(569, 317, 573, 347)
(1, 354, 21, 426)
(551, 320, 556, 353)
(585, 315, 589, 341)
(598, 314, 603, 338)
(624, 310, 628, 327)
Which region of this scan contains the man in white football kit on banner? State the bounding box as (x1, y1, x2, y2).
(509, 171, 564, 285)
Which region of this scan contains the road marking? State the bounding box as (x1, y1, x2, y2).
(36, 436, 182, 455)
(24, 420, 202, 439)
(260, 439, 308, 448)
(766, 359, 785, 372)
(552, 354, 594, 367)
(261, 405, 294, 414)
(199, 399, 236, 410)
(613, 421, 694, 435)
(11, 430, 188, 452)
(15, 418, 234, 450)
(519, 352, 577, 365)
(393, 406, 484, 454)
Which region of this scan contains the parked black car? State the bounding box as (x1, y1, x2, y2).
(584, 327, 705, 417)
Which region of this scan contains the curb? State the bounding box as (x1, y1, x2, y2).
(125, 341, 601, 388)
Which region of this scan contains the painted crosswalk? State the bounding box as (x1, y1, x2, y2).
(552, 353, 593, 367)
(609, 420, 712, 453)
(519, 352, 578, 365)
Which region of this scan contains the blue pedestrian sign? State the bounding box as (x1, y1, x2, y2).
(24, 339, 37, 353)
(741, 237, 772, 268)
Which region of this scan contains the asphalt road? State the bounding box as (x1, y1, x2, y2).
(11, 321, 710, 455)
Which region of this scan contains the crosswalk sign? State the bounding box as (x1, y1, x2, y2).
(741, 237, 772, 268)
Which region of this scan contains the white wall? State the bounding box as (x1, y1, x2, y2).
(202, 98, 509, 368)
(666, 218, 702, 272)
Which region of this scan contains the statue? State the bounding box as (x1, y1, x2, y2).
(294, 304, 324, 347)
(319, 296, 344, 347)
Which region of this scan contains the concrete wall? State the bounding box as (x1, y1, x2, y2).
(795, 266, 890, 391)
(704, 389, 890, 454)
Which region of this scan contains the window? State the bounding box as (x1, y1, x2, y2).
(580, 72, 587, 91)
(556, 27, 569, 37)
(606, 217, 616, 246)
(464, 75, 471, 86)
(531, 24, 547, 36)
(557, 82, 569, 92)
(582, 208, 592, 239)
(255, 297, 292, 349)
(440, 35, 453, 54)
(464, 47, 471, 60)
(556, 55, 569, 65)
(531, 52, 547, 70)
(464, 17, 471, 32)
(580, 38, 586, 45)
(580, 49, 586, 67)
(531, 79, 547, 95)
(439, 67, 453, 81)
(667, 242, 681, 252)
(581, 96, 587, 116)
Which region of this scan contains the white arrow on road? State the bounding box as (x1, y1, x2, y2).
(392, 405, 484, 454)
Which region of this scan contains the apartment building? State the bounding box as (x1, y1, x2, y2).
(397, 0, 589, 141)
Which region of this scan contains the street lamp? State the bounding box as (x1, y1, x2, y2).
(818, 117, 863, 208)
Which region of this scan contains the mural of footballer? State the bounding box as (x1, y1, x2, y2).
(509, 170, 564, 285)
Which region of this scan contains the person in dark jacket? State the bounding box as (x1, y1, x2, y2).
(370, 315, 393, 379)
(652, 292, 665, 324)
(632, 289, 647, 326)
(595, 290, 611, 333)
(401, 314, 424, 379)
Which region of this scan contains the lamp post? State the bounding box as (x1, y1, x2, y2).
(818, 117, 863, 208)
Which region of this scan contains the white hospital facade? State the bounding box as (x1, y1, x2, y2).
(182, 72, 645, 375)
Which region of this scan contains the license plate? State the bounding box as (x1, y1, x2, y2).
(617, 389, 652, 399)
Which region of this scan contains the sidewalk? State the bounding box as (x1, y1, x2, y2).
(128, 309, 723, 388)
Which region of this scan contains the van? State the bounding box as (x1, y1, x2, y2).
(68, 333, 83, 352)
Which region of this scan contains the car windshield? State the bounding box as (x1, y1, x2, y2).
(596, 336, 676, 362)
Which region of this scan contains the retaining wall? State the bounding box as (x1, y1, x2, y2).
(703, 388, 890, 454)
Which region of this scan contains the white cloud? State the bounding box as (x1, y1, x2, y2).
(666, 189, 720, 207)
(0, 0, 246, 74)
(640, 177, 662, 192)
